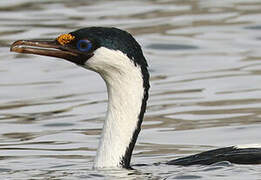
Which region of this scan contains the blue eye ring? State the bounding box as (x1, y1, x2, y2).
(77, 39, 92, 52)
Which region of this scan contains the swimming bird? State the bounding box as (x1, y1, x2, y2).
(10, 27, 261, 169)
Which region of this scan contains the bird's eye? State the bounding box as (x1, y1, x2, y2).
(77, 40, 92, 52)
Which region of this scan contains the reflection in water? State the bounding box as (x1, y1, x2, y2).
(147, 43, 198, 50)
(1, 0, 261, 179)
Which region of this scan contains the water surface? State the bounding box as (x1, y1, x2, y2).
(1, 0, 261, 179)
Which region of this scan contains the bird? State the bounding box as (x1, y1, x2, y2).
(10, 27, 261, 169)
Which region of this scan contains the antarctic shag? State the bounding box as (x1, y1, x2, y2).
(10, 27, 261, 169)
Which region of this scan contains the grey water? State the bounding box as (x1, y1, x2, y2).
(1, 0, 261, 179)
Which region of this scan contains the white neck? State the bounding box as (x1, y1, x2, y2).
(85, 48, 145, 168)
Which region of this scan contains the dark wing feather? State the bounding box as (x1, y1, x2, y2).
(167, 146, 261, 166)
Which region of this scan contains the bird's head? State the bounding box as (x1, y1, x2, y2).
(10, 27, 148, 78)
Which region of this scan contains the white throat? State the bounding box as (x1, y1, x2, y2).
(85, 47, 145, 168)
